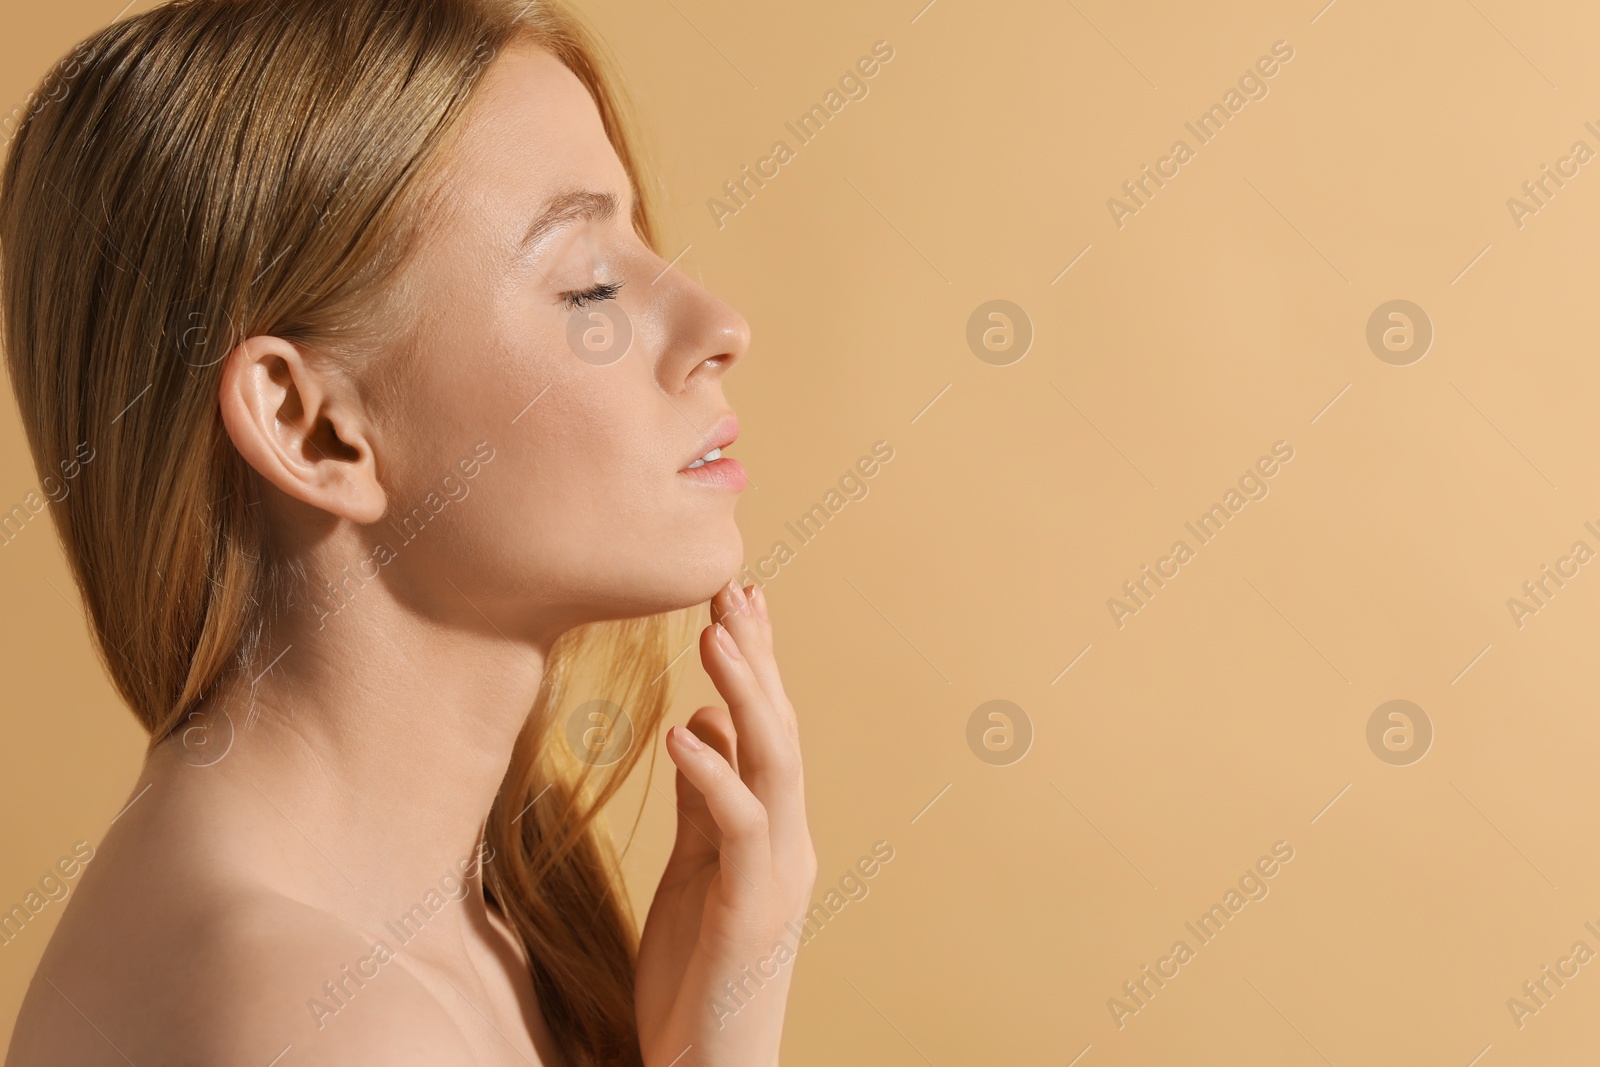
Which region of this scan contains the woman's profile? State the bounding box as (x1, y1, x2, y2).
(0, 1, 815, 1064)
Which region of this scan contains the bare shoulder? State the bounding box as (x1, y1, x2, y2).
(7, 878, 477, 1067)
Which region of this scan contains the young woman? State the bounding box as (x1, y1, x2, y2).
(0, 1, 815, 1064)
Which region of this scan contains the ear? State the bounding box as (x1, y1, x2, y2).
(218, 335, 387, 523)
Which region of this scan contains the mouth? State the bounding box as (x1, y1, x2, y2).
(683, 447, 723, 470)
(678, 413, 747, 490)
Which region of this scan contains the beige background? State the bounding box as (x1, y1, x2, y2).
(5, 0, 1600, 1063)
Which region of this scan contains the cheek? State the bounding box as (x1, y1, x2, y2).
(490, 400, 666, 544)
(495, 402, 738, 587)
(397, 329, 740, 608)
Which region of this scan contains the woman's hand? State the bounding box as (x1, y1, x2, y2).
(635, 580, 817, 1067)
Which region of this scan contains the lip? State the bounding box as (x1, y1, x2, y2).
(678, 455, 748, 490)
(678, 413, 745, 490)
(679, 413, 739, 471)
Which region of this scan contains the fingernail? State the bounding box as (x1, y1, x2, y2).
(714, 622, 740, 659)
(674, 725, 703, 750)
(750, 584, 767, 619)
(726, 578, 747, 611)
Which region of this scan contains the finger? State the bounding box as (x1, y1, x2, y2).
(665, 724, 772, 900)
(699, 618, 807, 858)
(687, 704, 737, 775)
(711, 580, 791, 716)
(712, 583, 812, 877)
(664, 708, 734, 871)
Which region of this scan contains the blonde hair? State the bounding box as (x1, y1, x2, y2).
(0, 2, 680, 1063)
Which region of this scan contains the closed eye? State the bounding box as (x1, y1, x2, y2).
(560, 280, 624, 311)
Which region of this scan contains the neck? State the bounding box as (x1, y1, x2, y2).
(187, 569, 555, 931)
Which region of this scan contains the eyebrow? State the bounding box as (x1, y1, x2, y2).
(519, 189, 619, 251)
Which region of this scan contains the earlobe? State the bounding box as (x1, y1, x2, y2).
(217, 336, 388, 524)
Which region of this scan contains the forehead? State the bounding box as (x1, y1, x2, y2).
(444, 42, 628, 227)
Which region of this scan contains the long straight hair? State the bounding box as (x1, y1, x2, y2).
(0, 2, 678, 1062)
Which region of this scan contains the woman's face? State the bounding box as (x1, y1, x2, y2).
(368, 41, 751, 636)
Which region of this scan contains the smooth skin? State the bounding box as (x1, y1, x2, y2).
(5, 40, 814, 1067)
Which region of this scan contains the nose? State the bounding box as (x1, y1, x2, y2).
(650, 260, 749, 394)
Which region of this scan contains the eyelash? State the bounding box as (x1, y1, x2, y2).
(560, 280, 625, 311)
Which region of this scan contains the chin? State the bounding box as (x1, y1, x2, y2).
(671, 529, 746, 602)
(577, 538, 742, 624)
